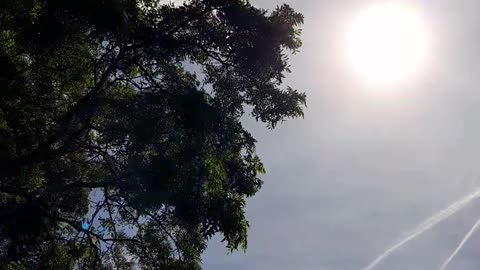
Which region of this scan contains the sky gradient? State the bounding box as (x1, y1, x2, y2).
(202, 1, 480, 269)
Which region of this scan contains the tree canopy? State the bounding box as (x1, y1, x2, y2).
(0, 0, 305, 268)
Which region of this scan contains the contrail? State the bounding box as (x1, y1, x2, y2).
(363, 188, 480, 270)
(438, 216, 480, 270)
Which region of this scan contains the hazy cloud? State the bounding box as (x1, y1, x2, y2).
(203, 1, 480, 269)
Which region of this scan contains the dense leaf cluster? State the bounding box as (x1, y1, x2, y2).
(0, 0, 304, 269)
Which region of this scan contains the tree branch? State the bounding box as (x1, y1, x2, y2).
(16, 47, 129, 167)
(66, 180, 116, 189)
(146, 213, 184, 262)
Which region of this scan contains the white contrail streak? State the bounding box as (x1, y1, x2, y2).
(363, 188, 480, 270)
(438, 216, 480, 270)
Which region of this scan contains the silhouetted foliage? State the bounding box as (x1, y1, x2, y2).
(0, 0, 304, 268)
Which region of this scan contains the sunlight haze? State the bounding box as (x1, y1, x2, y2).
(203, 1, 480, 269)
(344, 3, 430, 86)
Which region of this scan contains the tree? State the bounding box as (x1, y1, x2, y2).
(0, 0, 305, 268)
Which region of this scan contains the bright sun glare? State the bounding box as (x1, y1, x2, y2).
(345, 3, 429, 85)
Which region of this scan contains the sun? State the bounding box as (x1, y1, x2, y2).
(344, 3, 429, 85)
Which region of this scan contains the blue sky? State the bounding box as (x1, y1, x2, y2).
(200, 1, 480, 269)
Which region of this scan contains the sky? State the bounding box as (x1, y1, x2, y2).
(197, 0, 480, 270)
